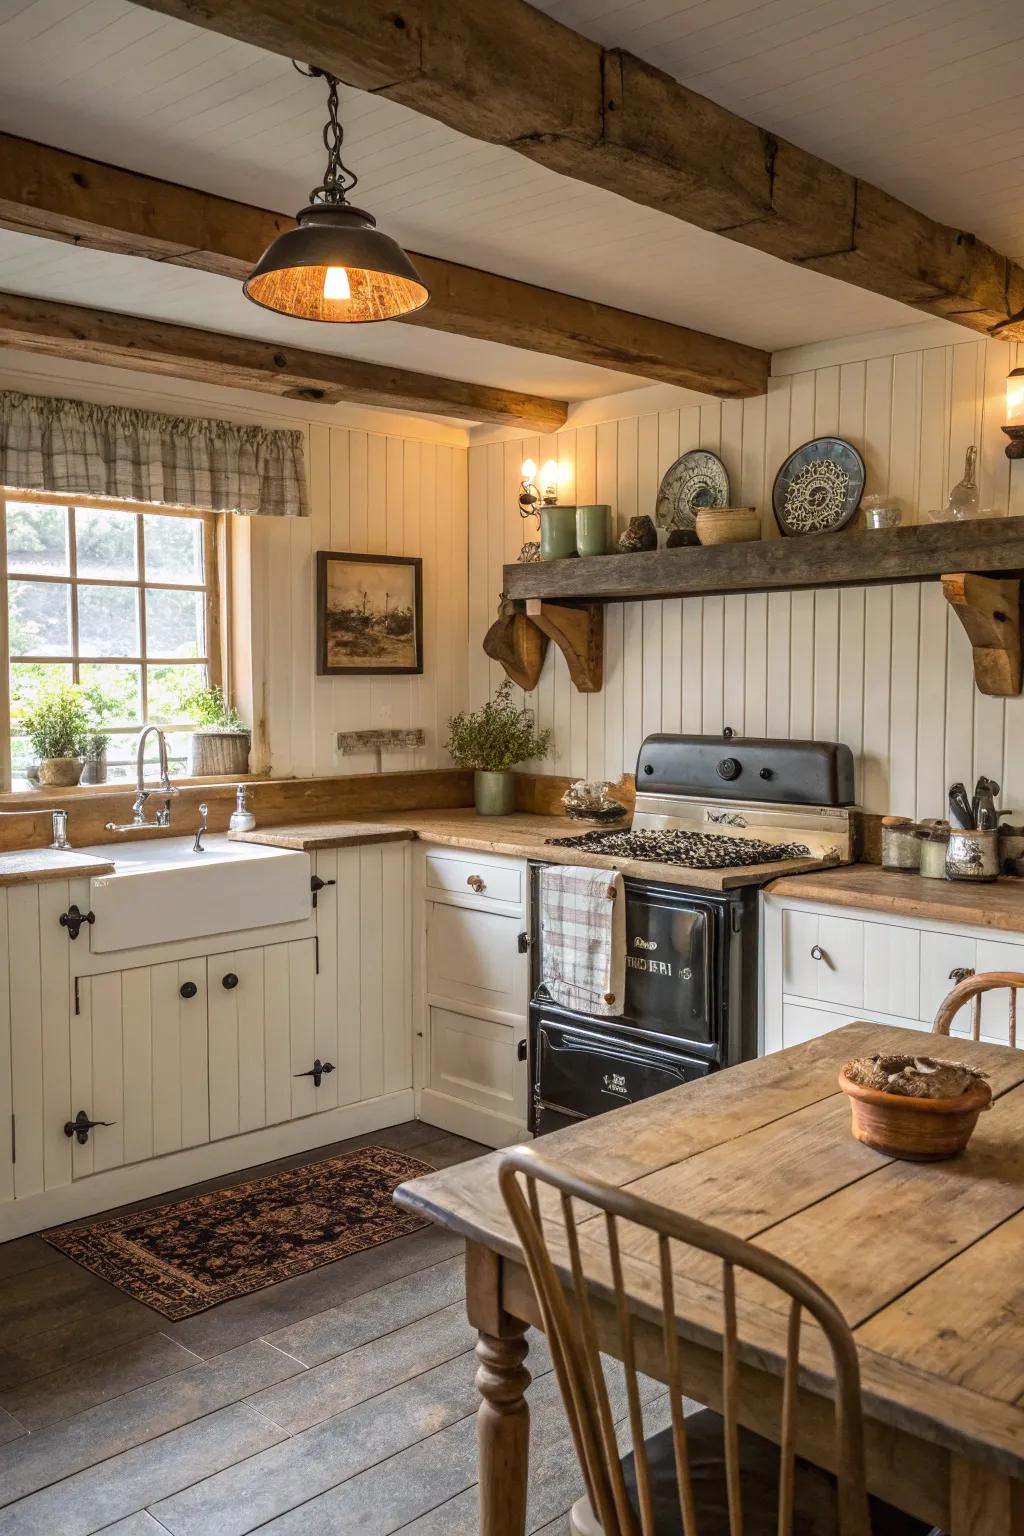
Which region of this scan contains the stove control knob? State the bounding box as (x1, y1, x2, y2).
(642, 763, 654, 775)
(759, 767, 774, 781)
(716, 757, 741, 781)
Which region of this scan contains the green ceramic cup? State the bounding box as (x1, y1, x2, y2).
(539, 504, 577, 560)
(575, 503, 613, 556)
(474, 770, 515, 816)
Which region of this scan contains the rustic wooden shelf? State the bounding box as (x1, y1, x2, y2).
(499, 519, 1024, 700)
(503, 518, 1024, 605)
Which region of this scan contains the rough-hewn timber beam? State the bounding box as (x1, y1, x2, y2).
(0, 134, 769, 398)
(0, 291, 568, 431)
(126, 0, 1024, 341)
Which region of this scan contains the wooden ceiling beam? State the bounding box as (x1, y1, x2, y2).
(0, 134, 769, 398)
(0, 291, 568, 431)
(125, 0, 1024, 341)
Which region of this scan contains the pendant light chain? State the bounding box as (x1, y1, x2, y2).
(293, 61, 358, 207)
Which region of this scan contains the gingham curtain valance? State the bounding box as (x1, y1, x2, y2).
(0, 391, 309, 517)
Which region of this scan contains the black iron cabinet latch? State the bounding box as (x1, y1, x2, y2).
(60, 904, 95, 941)
(64, 1110, 114, 1145)
(310, 875, 336, 909)
(294, 1058, 335, 1088)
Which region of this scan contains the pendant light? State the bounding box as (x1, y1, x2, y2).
(244, 65, 429, 324)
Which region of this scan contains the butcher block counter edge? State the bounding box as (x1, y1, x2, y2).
(231, 809, 825, 891)
(0, 849, 115, 886)
(768, 862, 1024, 934)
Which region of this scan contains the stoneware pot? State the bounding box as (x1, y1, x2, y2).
(189, 729, 250, 777)
(474, 769, 515, 817)
(539, 505, 577, 561)
(37, 756, 84, 788)
(695, 507, 761, 546)
(838, 1067, 992, 1161)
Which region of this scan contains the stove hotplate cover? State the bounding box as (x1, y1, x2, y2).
(545, 826, 812, 869)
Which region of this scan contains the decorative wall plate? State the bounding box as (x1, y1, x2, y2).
(772, 437, 865, 536)
(655, 450, 730, 532)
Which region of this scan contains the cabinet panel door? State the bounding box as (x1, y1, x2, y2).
(427, 903, 524, 1013)
(208, 948, 266, 1140)
(863, 923, 919, 1019)
(919, 931, 977, 1031)
(782, 910, 821, 998)
(974, 938, 1024, 1044)
(782, 910, 863, 1007)
(0, 894, 13, 1204)
(428, 1005, 516, 1118)
(152, 960, 209, 1156)
(782, 1003, 846, 1049)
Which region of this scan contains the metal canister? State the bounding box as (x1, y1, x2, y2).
(919, 826, 950, 879)
(881, 816, 922, 871)
(946, 827, 999, 883)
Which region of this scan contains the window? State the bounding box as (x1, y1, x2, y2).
(2, 492, 222, 790)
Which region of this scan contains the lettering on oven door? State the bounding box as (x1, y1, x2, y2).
(602, 1071, 629, 1098)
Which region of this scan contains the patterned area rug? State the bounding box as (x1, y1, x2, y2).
(42, 1146, 436, 1320)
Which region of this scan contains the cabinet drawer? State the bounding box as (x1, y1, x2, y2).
(428, 1005, 517, 1117)
(425, 853, 522, 907)
(918, 931, 977, 1032)
(780, 1002, 847, 1050)
(782, 910, 863, 1007)
(426, 902, 526, 1013)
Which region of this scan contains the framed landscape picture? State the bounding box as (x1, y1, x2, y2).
(316, 551, 423, 676)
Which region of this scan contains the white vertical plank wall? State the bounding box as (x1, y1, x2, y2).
(469, 327, 1024, 819)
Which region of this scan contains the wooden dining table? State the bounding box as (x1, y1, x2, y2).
(395, 1021, 1024, 1536)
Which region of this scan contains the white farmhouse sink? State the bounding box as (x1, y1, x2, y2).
(80, 835, 311, 952)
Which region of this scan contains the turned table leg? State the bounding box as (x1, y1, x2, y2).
(466, 1241, 532, 1536)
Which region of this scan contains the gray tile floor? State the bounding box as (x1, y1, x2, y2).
(0, 1123, 587, 1536)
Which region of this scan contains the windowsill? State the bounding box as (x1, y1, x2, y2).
(0, 773, 261, 810)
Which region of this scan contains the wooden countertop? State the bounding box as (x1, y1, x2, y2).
(768, 861, 1024, 934)
(234, 809, 825, 891)
(0, 848, 115, 886)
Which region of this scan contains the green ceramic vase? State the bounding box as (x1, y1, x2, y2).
(474, 770, 515, 816)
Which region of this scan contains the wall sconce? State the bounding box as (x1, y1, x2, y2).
(517, 458, 560, 561)
(1004, 367, 1024, 459)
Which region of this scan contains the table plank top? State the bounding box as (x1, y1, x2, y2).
(395, 1021, 1024, 1479)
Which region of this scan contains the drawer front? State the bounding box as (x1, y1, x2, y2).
(425, 852, 522, 908)
(782, 910, 864, 1007)
(781, 1002, 847, 1050)
(919, 931, 977, 1031)
(863, 923, 919, 1019)
(426, 902, 526, 1013)
(429, 1005, 517, 1117)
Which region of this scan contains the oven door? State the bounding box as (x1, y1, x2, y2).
(620, 880, 718, 1044)
(532, 1012, 711, 1135)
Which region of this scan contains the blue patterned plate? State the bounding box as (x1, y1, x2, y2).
(772, 437, 865, 537)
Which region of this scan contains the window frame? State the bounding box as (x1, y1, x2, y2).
(1, 489, 225, 792)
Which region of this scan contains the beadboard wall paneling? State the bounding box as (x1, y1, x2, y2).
(470, 332, 1024, 819)
(249, 423, 469, 778)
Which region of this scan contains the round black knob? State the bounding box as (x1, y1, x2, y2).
(759, 767, 774, 781)
(643, 763, 654, 775)
(716, 757, 741, 781)
(179, 981, 198, 999)
(222, 973, 239, 990)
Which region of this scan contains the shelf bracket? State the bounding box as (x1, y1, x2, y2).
(525, 599, 603, 692)
(482, 597, 548, 691)
(942, 572, 1022, 697)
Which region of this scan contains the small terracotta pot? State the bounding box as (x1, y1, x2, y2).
(838, 1067, 992, 1161)
(695, 507, 761, 545)
(37, 756, 84, 787)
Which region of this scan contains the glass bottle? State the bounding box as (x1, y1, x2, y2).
(945, 445, 980, 520)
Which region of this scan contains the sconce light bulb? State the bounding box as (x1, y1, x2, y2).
(521, 459, 537, 482)
(1007, 368, 1024, 428)
(541, 459, 559, 487)
(323, 266, 352, 301)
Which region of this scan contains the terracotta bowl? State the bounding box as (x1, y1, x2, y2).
(695, 507, 760, 546)
(838, 1067, 992, 1161)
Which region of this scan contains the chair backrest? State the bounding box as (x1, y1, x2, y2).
(499, 1144, 872, 1536)
(931, 969, 1024, 1045)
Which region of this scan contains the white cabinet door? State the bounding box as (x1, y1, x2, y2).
(863, 923, 920, 1019)
(73, 959, 209, 1178)
(973, 938, 1024, 1044)
(428, 1004, 523, 1124)
(919, 930, 977, 1031)
(208, 939, 319, 1136)
(426, 902, 526, 1015)
(782, 910, 864, 1007)
(0, 892, 12, 1205)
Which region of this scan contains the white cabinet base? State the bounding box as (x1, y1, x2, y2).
(0, 1089, 413, 1242)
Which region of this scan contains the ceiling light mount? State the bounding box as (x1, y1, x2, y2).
(243, 62, 429, 324)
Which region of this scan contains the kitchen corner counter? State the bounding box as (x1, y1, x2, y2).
(767, 862, 1024, 935)
(0, 848, 115, 886)
(233, 809, 824, 891)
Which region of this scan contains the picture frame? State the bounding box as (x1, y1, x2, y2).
(316, 551, 423, 676)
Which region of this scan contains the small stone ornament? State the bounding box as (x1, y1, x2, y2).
(561, 780, 629, 823)
(618, 515, 657, 553)
(517, 540, 541, 563)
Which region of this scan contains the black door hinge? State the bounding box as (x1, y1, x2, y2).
(74, 977, 81, 1016)
(10, 1114, 15, 1166)
(517, 1038, 528, 1062)
(60, 905, 95, 941)
(517, 931, 529, 953)
(314, 936, 320, 975)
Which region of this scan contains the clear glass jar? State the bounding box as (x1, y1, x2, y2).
(861, 494, 901, 531)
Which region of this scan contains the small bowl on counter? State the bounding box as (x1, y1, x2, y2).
(695, 507, 760, 545)
(839, 1054, 991, 1161)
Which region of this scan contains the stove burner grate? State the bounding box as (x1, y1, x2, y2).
(545, 827, 811, 869)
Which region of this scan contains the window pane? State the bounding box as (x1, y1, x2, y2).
(79, 663, 143, 728)
(146, 587, 204, 657)
(75, 506, 138, 579)
(6, 502, 69, 575)
(8, 579, 71, 655)
(78, 584, 139, 657)
(144, 513, 204, 584)
(147, 663, 207, 724)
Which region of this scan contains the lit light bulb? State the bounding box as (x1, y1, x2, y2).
(521, 459, 537, 482)
(540, 459, 560, 503)
(1008, 368, 1024, 427)
(323, 266, 352, 301)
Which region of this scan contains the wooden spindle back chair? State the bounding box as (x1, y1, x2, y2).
(499, 1144, 874, 1536)
(931, 969, 1024, 1046)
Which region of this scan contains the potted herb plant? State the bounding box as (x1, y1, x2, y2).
(445, 679, 551, 816)
(20, 683, 89, 787)
(79, 684, 117, 785)
(179, 683, 251, 777)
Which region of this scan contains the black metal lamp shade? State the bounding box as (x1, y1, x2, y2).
(243, 203, 430, 323)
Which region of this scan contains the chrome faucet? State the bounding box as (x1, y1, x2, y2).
(104, 726, 180, 832)
(192, 802, 209, 853)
